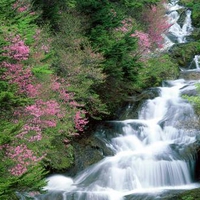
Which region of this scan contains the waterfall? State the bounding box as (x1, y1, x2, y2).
(194, 55, 200, 69)
(31, 1, 200, 200)
(187, 55, 200, 71)
(163, 0, 193, 49)
(37, 81, 200, 200)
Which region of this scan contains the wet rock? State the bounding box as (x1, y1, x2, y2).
(181, 88, 198, 96)
(163, 188, 200, 200)
(118, 88, 160, 120)
(125, 193, 156, 200)
(165, 32, 180, 44)
(177, 8, 187, 27)
(179, 71, 200, 80)
(179, 81, 198, 96)
(66, 131, 113, 176)
(125, 190, 189, 200)
(35, 191, 63, 200)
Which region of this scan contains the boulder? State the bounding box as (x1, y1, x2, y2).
(66, 128, 113, 176)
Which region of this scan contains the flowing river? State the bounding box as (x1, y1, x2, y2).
(28, 0, 200, 200)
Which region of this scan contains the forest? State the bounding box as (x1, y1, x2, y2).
(1, 0, 200, 199)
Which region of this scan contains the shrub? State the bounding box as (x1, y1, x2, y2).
(135, 54, 179, 89)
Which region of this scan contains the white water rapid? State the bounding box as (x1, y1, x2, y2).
(30, 1, 200, 200)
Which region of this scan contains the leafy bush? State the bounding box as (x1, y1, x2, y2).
(52, 10, 108, 119)
(135, 54, 179, 89)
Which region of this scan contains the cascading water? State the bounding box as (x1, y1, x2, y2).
(194, 55, 200, 70)
(30, 1, 200, 200)
(36, 82, 200, 200)
(187, 55, 200, 71)
(163, 0, 193, 49)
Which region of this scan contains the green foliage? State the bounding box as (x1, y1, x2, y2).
(119, 0, 160, 8)
(135, 54, 179, 89)
(52, 10, 108, 119)
(32, 64, 53, 78)
(0, 121, 47, 199)
(0, 121, 22, 146)
(169, 42, 200, 67)
(0, 91, 30, 112)
(103, 35, 139, 80)
(73, 0, 144, 115)
(185, 95, 200, 114)
(183, 83, 200, 115)
(31, 0, 65, 29)
(0, 0, 15, 20)
(174, 188, 200, 200)
(14, 165, 47, 191)
(1, 3, 38, 46)
(44, 142, 74, 171)
(182, 195, 194, 200)
(0, 165, 47, 200)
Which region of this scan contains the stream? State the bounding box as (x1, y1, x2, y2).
(24, 0, 200, 200)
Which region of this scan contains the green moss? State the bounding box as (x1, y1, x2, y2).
(169, 42, 200, 68)
(178, 188, 200, 200)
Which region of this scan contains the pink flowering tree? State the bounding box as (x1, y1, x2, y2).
(143, 1, 171, 49)
(4, 144, 44, 176)
(13, 0, 30, 13)
(130, 30, 151, 55)
(114, 17, 135, 40)
(115, 18, 133, 33)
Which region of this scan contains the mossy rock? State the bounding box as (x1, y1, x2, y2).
(177, 8, 187, 27)
(179, 71, 200, 80)
(190, 28, 200, 41)
(118, 88, 160, 120)
(163, 188, 200, 200)
(65, 130, 113, 176)
(168, 42, 200, 68)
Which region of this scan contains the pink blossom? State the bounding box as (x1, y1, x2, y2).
(1, 62, 39, 96)
(18, 7, 27, 12)
(152, 6, 157, 12)
(5, 144, 44, 176)
(51, 80, 61, 91)
(74, 110, 88, 132)
(143, 3, 171, 49)
(4, 37, 29, 60)
(115, 18, 133, 34)
(41, 44, 49, 53)
(131, 31, 151, 53)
